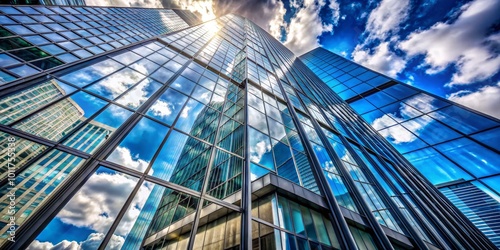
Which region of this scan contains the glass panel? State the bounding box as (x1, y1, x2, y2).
(85, 68, 145, 100)
(434, 138, 500, 178)
(249, 127, 275, 170)
(400, 115, 461, 144)
(29, 167, 138, 249)
(471, 127, 500, 151)
(107, 117, 168, 172)
(206, 149, 243, 199)
(148, 130, 211, 192)
(13, 91, 108, 142)
(193, 213, 241, 249)
(278, 196, 294, 232)
(0, 132, 47, 180)
(0, 78, 75, 125)
(146, 88, 188, 126)
(145, 190, 199, 242)
(248, 106, 268, 134)
(115, 78, 162, 110)
(404, 147, 473, 185)
(428, 106, 498, 134)
(58, 58, 123, 87)
(63, 104, 133, 153)
(378, 124, 428, 154)
(402, 93, 448, 112)
(106, 181, 196, 250)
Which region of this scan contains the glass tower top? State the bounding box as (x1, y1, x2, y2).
(0, 5, 496, 250)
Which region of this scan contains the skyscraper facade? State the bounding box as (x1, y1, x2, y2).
(0, 4, 496, 250)
(301, 47, 500, 248)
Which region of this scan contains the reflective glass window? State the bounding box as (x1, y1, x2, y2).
(379, 124, 428, 154)
(428, 105, 499, 135)
(59, 58, 123, 87)
(107, 117, 168, 172)
(400, 115, 461, 144)
(13, 91, 107, 141)
(29, 167, 138, 250)
(146, 88, 189, 126)
(148, 130, 211, 191)
(435, 138, 500, 178)
(249, 127, 275, 170)
(85, 68, 145, 100)
(471, 127, 500, 151)
(63, 104, 133, 153)
(404, 147, 473, 185)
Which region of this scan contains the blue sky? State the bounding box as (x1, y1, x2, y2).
(88, 0, 500, 119)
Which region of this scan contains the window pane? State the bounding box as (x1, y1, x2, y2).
(146, 88, 188, 126)
(0, 150, 85, 242)
(107, 117, 168, 172)
(85, 68, 145, 100)
(58, 58, 123, 87)
(148, 130, 211, 192)
(29, 167, 138, 249)
(471, 127, 500, 151)
(404, 147, 473, 185)
(400, 115, 461, 144)
(115, 78, 162, 110)
(428, 106, 498, 134)
(435, 138, 500, 178)
(13, 91, 107, 141)
(249, 127, 275, 170)
(0, 78, 75, 125)
(63, 104, 132, 153)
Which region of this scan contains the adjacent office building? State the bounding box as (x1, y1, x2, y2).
(0, 4, 497, 250)
(301, 47, 500, 248)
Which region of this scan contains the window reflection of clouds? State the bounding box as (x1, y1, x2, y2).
(147, 88, 188, 126)
(374, 94, 452, 146)
(116, 78, 162, 110)
(175, 99, 207, 133)
(85, 68, 145, 100)
(59, 58, 123, 87)
(29, 167, 138, 250)
(249, 127, 274, 170)
(107, 118, 168, 173)
(106, 181, 160, 250)
(248, 106, 268, 134)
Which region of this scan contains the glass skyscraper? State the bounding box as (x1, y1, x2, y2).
(0, 4, 497, 250)
(301, 47, 500, 248)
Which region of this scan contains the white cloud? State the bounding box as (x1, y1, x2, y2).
(250, 140, 272, 163)
(352, 42, 406, 77)
(28, 233, 124, 250)
(399, 0, 500, 86)
(268, 0, 287, 40)
(93, 69, 144, 99)
(107, 146, 150, 172)
(283, 0, 339, 55)
(85, 0, 163, 8)
(374, 94, 438, 143)
(351, 0, 410, 77)
(57, 172, 137, 233)
(448, 82, 500, 119)
(364, 0, 410, 41)
(149, 99, 173, 118)
(171, 0, 216, 21)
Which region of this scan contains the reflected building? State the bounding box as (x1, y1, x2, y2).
(0, 4, 497, 250)
(301, 47, 500, 247)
